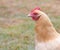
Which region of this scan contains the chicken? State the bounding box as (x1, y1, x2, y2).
(28, 7, 60, 50)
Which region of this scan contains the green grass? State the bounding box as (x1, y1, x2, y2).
(50, 16, 60, 32)
(0, 17, 35, 50)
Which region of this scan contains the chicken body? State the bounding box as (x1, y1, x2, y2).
(35, 36, 60, 50)
(28, 7, 60, 50)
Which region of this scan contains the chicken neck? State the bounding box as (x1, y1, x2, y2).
(35, 13, 59, 42)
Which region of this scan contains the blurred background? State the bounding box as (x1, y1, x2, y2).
(0, 0, 60, 50)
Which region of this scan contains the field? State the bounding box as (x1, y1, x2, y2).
(0, 0, 60, 50)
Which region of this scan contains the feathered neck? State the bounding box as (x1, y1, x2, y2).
(35, 11, 59, 42)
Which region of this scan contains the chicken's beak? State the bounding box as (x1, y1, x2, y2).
(27, 14, 31, 17)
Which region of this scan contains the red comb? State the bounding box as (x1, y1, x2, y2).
(31, 7, 41, 12)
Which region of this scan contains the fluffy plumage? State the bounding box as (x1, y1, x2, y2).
(28, 7, 60, 50)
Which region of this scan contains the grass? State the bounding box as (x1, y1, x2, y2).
(50, 16, 60, 32)
(0, 16, 60, 50)
(0, 17, 35, 50)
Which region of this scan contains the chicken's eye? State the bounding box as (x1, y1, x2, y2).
(33, 13, 38, 15)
